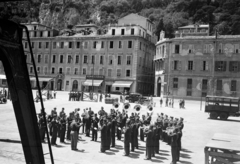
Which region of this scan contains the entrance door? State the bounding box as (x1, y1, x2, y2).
(157, 83, 161, 97)
(50, 81, 54, 90)
(72, 80, 78, 91)
(106, 85, 111, 93)
(57, 79, 62, 91)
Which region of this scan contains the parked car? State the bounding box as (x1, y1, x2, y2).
(125, 93, 147, 103)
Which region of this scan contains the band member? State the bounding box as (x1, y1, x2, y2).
(85, 110, 92, 137)
(91, 114, 99, 141)
(123, 120, 131, 156)
(144, 125, 153, 160)
(111, 114, 116, 147)
(100, 118, 107, 153)
(117, 113, 123, 140)
(106, 116, 112, 150)
(60, 114, 67, 143)
(122, 112, 128, 128)
(176, 127, 182, 161)
(130, 118, 136, 152)
(66, 112, 74, 140)
(170, 129, 178, 164)
(50, 115, 59, 145)
(135, 116, 140, 149)
(38, 113, 46, 142)
(154, 122, 160, 154)
(47, 114, 53, 136)
(98, 107, 105, 117)
(70, 114, 82, 150)
(81, 109, 87, 134)
(151, 124, 156, 157)
(146, 112, 152, 125)
(59, 108, 65, 117)
(140, 115, 146, 141)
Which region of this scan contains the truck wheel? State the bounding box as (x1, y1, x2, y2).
(219, 113, 228, 120)
(210, 112, 218, 119)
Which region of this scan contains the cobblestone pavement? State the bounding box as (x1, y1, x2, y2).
(0, 91, 240, 164)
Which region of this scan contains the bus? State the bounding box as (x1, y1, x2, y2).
(205, 95, 240, 120)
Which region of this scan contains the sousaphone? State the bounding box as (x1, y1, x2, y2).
(134, 104, 141, 112)
(124, 102, 130, 110)
(147, 104, 153, 111)
(113, 101, 120, 108)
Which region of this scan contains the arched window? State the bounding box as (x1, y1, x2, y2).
(72, 80, 78, 91)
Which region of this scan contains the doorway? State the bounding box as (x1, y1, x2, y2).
(157, 77, 161, 97)
(57, 79, 62, 90)
(106, 85, 111, 93)
(72, 80, 78, 91)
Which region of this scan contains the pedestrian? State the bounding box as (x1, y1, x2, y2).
(123, 120, 131, 156)
(160, 98, 163, 107)
(91, 114, 99, 141)
(166, 97, 168, 107)
(100, 118, 107, 153)
(99, 93, 102, 102)
(70, 115, 82, 150)
(144, 125, 153, 160)
(172, 98, 174, 108)
(154, 122, 160, 154)
(53, 90, 57, 99)
(120, 95, 123, 103)
(38, 114, 46, 142)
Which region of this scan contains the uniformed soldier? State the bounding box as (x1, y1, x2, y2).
(144, 125, 153, 160)
(116, 113, 123, 140)
(123, 120, 131, 156)
(100, 118, 107, 153)
(170, 128, 178, 164)
(59, 113, 67, 143)
(111, 114, 116, 147)
(140, 115, 146, 141)
(130, 118, 136, 152)
(59, 108, 65, 117)
(154, 122, 160, 154)
(38, 113, 46, 142)
(50, 115, 59, 145)
(106, 116, 112, 150)
(70, 115, 82, 150)
(66, 112, 74, 140)
(135, 116, 140, 149)
(91, 114, 99, 141)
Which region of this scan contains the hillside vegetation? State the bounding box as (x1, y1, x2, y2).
(1, 0, 240, 38)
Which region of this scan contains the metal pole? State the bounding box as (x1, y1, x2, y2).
(23, 26, 54, 164)
(200, 94, 202, 111)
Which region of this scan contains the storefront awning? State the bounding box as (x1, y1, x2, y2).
(112, 81, 133, 88)
(83, 80, 103, 86)
(30, 77, 53, 82)
(0, 75, 6, 79)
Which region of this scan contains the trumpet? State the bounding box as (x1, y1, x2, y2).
(113, 102, 120, 108)
(124, 102, 130, 110)
(134, 104, 141, 111)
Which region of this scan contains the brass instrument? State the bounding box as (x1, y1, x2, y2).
(147, 105, 153, 111)
(134, 104, 141, 111)
(124, 102, 130, 110)
(113, 102, 120, 108)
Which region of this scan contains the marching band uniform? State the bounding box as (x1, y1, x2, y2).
(170, 130, 178, 164)
(60, 115, 67, 143)
(66, 112, 73, 140)
(91, 115, 99, 141)
(176, 128, 181, 161)
(106, 117, 112, 150)
(151, 125, 156, 157)
(123, 120, 131, 156)
(100, 119, 107, 152)
(70, 117, 82, 150)
(130, 120, 136, 152)
(47, 114, 53, 136)
(135, 117, 140, 149)
(111, 115, 116, 147)
(117, 114, 122, 140)
(50, 116, 59, 145)
(154, 123, 160, 154)
(144, 125, 153, 160)
(39, 114, 46, 142)
(140, 115, 145, 141)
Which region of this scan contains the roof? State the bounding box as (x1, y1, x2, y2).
(118, 13, 152, 24)
(206, 95, 240, 100)
(75, 24, 98, 28)
(178, 24, 209, 29)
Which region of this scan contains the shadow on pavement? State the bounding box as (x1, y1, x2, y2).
(155, 155, 168, 160)
(151, 159, 163, 163)
(181, 148, 193, 153)
(128, 153, 139, 159)
(105, 151, 115, 155)
(180, 153, 191, 159)
(159, 149, 169, 153)
(133, 150, 144, 154)
(159, 152, 169, 156)
(109, 149, 119, 153)
(180, 160, 193, 164)
(221, 119, 240, 123)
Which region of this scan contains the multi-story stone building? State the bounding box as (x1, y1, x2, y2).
(155, 24, 240, 99)
(0, 13, 156, 95)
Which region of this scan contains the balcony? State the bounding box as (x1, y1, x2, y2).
(154, 56, 165, 61)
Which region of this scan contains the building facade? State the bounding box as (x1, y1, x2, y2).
(155, 25, 240, 99)
(0, 14, 156, 95)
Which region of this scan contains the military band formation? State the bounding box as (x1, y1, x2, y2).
(38, 107, 184, 164)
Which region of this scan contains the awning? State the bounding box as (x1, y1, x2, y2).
(112, 81, 133, 88)
(83, 80, 103, 86)
(0, 75, 6, 79)
(30, 77, 53, 82)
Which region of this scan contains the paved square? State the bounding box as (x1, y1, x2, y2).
(0, 91, 240, 164)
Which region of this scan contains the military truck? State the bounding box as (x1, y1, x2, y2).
(205, 95, 240, 120)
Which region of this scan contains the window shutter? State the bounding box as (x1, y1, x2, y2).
(203, 44, 207, 53)
(229, 61, 232, 72)
(178, 61, 182, 70)
(185, 61, 188, 70)
(193, 61, 196, 71)
(172, 44, 175, 54)
(223, 61, 227, 71)
(215, 61, 218, 71)
(206, 61, 209, 71)
(171, 61, 174, 70)
(179, 44, 182, 54)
